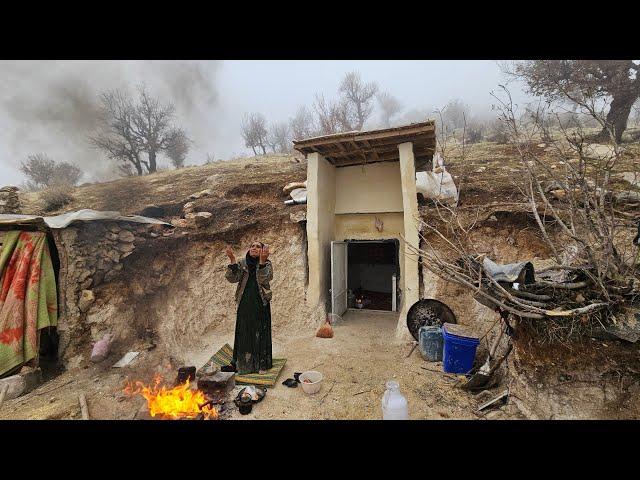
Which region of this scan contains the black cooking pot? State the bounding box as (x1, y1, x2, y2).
(238, 397, 253, 415)
(176, 366, 196, 384)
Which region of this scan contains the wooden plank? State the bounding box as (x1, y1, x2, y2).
(368, 134, 436, 149)
(323, 145, 400, 160)
(0, 384, 9, 409)
(311, 137, 436, 160)
(79, 393, 90, 420)
(477, 389, 509, 412)
(363, 140, 381, 161)
(335, 142, 349, 152)
(293, 122, 435, 150)
(328, 150, 435, 167)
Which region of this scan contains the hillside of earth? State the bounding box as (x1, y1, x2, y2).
(2, 139, 639, 420)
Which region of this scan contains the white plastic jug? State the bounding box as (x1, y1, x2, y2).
(382, 380, 409, 420)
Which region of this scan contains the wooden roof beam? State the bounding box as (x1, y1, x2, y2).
(293, 122, 436, 150)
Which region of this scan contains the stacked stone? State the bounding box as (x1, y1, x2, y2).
(0, 185, 20, 213)
(55, 220, 162, 362)
(58, 221, 155, 316)
(182, 200, 213, 228)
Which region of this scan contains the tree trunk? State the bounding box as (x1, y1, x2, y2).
(355, 102, 364, 130)
(148, 150, 157, 173)
(129, 155, 143, 176)
(599, 91, 638, 142)
(251, 146, 257, 156)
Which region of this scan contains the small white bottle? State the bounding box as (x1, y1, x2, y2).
(382, 380, 409, 420)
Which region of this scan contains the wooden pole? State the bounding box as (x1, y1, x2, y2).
(79, 393, 89, 420)
(0, 384, 9, 409)
(406, 341, 418, 358)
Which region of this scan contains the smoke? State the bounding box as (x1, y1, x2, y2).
(0, 60, 221, 184)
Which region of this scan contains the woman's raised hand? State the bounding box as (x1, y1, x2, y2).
(260, 244, 270, 264)
(225, 245, 236, 264)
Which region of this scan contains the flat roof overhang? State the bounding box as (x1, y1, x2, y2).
(293, 120, 436, 168)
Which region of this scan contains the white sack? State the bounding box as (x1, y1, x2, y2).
(416, 153, 458, 205)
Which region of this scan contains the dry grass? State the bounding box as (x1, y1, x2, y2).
(40, 186, 74, 212)
(19, 154, 306, 217)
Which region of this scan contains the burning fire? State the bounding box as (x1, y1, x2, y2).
(124, 375, 218, 420)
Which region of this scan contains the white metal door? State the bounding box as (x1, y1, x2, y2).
(392, 274, 397, 312)
(331, 241, 348, 316)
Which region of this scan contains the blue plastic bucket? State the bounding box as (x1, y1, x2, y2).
(418, 326, 443, 362)
(442, 324, 480, 374)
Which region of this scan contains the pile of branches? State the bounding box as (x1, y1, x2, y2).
(412, 215, 637, 342)
(424, 239, 632, 313)
(411, 86, 640, 342)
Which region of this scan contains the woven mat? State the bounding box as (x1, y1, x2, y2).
(201, 343, 286, 387)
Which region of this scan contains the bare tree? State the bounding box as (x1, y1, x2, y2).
(53, 161, 83, 186)
(289, 106, 315, 140)
(165, 128, 190, 168)
(507, 60, 640, 143)
(90, 87, 190, 175)
(131, 86, 185, 173)
(90, 90, 145, 175)
(118, 162, 137, 177)
(465, 116, 487, 144)
(313, 94, 356, 135)
(439, 99, 469, 132)
(240, 113, 268, 155)
(268, 121, 292, 153)
(339, 71, 378, 130)
(20, 153, 83, 189)
(377, 92, 403, 127)
(486, 117, 509, 144)
(313, 94, 342, 135)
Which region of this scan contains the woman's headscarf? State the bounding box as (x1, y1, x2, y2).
(245, 242, 264, 273)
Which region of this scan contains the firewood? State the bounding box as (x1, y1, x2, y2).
(0, 384, 9, 409)
(79, 393, 89, 420)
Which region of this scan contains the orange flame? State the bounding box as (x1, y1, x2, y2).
(124, 375, 218, 420)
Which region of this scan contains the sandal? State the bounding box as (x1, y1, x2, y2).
(282, 378, 298, 388)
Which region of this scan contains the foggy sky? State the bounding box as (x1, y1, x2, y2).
(0, 60, 531, 186)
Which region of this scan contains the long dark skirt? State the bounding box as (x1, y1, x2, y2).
(232, 272, 272, 374)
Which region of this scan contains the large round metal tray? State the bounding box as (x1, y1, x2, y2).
(406, 299, 457, 341)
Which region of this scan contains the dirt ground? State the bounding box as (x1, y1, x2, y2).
(0, 310, 516, 420)
(3, 140, 638, 420)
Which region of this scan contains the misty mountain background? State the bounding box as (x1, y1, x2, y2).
(0, 60, 531, 185)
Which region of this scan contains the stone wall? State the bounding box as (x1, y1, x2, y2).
(0, 186, 20, 214)
(52, 220, 158, 363)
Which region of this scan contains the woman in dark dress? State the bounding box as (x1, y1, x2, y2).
(225, 241, 273, 374)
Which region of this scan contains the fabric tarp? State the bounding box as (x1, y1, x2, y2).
(482, 257, 535, 284)
(0, 231, 58, 376)
(0, 209, 172, 229)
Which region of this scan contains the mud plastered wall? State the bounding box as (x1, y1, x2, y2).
(63, 220, 311, 366)
(420, 212, 553, 334)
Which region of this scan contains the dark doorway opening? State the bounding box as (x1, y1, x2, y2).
(347, 240, 400, 312)
(39, 230, 63, 381)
